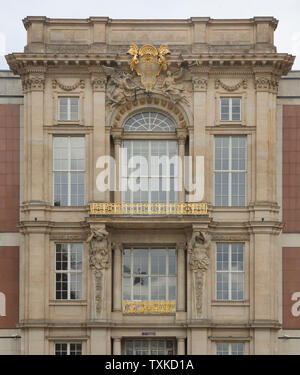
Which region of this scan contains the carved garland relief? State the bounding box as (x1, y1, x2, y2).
(52, 79, 85, 91)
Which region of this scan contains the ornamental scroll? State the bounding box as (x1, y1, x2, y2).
(188, 231, 211, 316)
(87, 228, 111, 314)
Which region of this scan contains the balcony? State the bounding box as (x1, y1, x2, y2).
(89, 202, 208, 216)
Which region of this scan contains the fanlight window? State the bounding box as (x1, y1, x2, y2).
(124, 112, 176, 132)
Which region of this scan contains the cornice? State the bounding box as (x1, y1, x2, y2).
(6, 52, 295, 77)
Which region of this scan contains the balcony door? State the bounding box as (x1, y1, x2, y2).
(121, 140, 178, 204)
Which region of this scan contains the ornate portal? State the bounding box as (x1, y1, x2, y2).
(128, 44, 170, 92)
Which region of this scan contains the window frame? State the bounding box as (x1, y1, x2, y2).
(55, 243, 83, 301)
(214, 93, 246, 126)
(121, 140, 179, 204)
(122, 247, 177, 303)
(214, 135, 247, 207)
(123, 338, 176, 355)
(58, 96, 80, 122)
(123, 111, 177, 132)
(54, 342, 82, 355)
(216, 342, 244, 355)
(219, 97, 241, 122)
(215, 243, 245, 302)
(53, 136, 85, 207)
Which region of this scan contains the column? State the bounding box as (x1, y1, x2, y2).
(112, 132, 122, 203)
(113, 242, 122, 311)
(23, 69, 45, 203)
(90, 69, 107, 202)
(176, 242, 186, 311)
(254, 72, 278, 203)
(113, 337, 121, 355)
(177, 337, 186, 355)
(176, 131, 187, 203)
(192, 73, 208, 202)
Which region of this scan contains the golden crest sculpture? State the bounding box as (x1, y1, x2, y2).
(128, 44, 170, 92)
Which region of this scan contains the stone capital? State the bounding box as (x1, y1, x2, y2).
(176, 242, 187, 251)
(89, 67, 107, 91)
(22, 71, 45, 92)
(192, 76, 208, 91)
(254, 73, 279, 94)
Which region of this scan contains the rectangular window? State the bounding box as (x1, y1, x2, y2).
(58, 97, 79, 121)
(216, 342, 244, 355)
(122, 247, 176, 302)
(124, 339, 175, 355)
(55, 343, 82, 355)
(220, 98, 241, 122)
(122, 140, 179, 204)
(216, 243, 244, 301)
(53, 136, 85, 206)
(55, 243, 83, 300)
(214, 136, 246, 206)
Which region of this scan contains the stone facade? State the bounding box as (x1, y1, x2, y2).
(0, 16, 299, 355)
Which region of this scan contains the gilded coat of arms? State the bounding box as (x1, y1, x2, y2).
(128, 44, 170, 92)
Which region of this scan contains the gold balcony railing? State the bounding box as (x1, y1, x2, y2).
(89, 202, 208, 215)
(122, 300, 176, 314)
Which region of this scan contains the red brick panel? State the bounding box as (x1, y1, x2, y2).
(283, 105, 300, 232)
(282, 247, 300, 329)
(0, 104, 19, 232)
(0, 246, 19, 328)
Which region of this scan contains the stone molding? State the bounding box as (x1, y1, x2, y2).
(215, 79, 247, 91)
(52, 79, 85, 91)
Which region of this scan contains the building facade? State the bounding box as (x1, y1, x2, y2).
(0, 16, 299, 355)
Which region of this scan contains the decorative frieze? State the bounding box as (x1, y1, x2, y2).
(52, 79, 85, 91)
(212, 233, 250, 242)
(50, 233, 87, 241)
(215, 79, 247, 91)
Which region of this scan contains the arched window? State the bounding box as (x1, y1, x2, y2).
(124, 112, 176, 132)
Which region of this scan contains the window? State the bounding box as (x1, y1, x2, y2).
(58, 97, 79, 121)
(216, 342, 244, 355)
(122, 248, 176, 302)
(124, 112, 176, 132)
(53, 136, 85, 206)
(220, 98, 241, 122)
(124, 339, 175, 355)
(55, 243, 83, 300)
(122, 140, 179, 204)
(216, 243, 244, 301)
(55, 343, 82, 355)
(214, 136, 246, 206)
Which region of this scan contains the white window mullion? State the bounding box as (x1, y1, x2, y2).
(166, 249, 169, 300)
(148, 249, 151, 300)
(67, 244, 71, 300)
(229, 245, 232, 300)
(228, 137, 232, 206)
(67, 137, 71, 206)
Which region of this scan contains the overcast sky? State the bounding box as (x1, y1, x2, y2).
(0, 0, 299, 69)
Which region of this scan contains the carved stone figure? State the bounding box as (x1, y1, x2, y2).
(188, 231, 211, 315)
(102, 66, 142, 107)
(87, 228, 111, 314)
(158, 69, 189, 105)
(87, 228, 110, 271)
